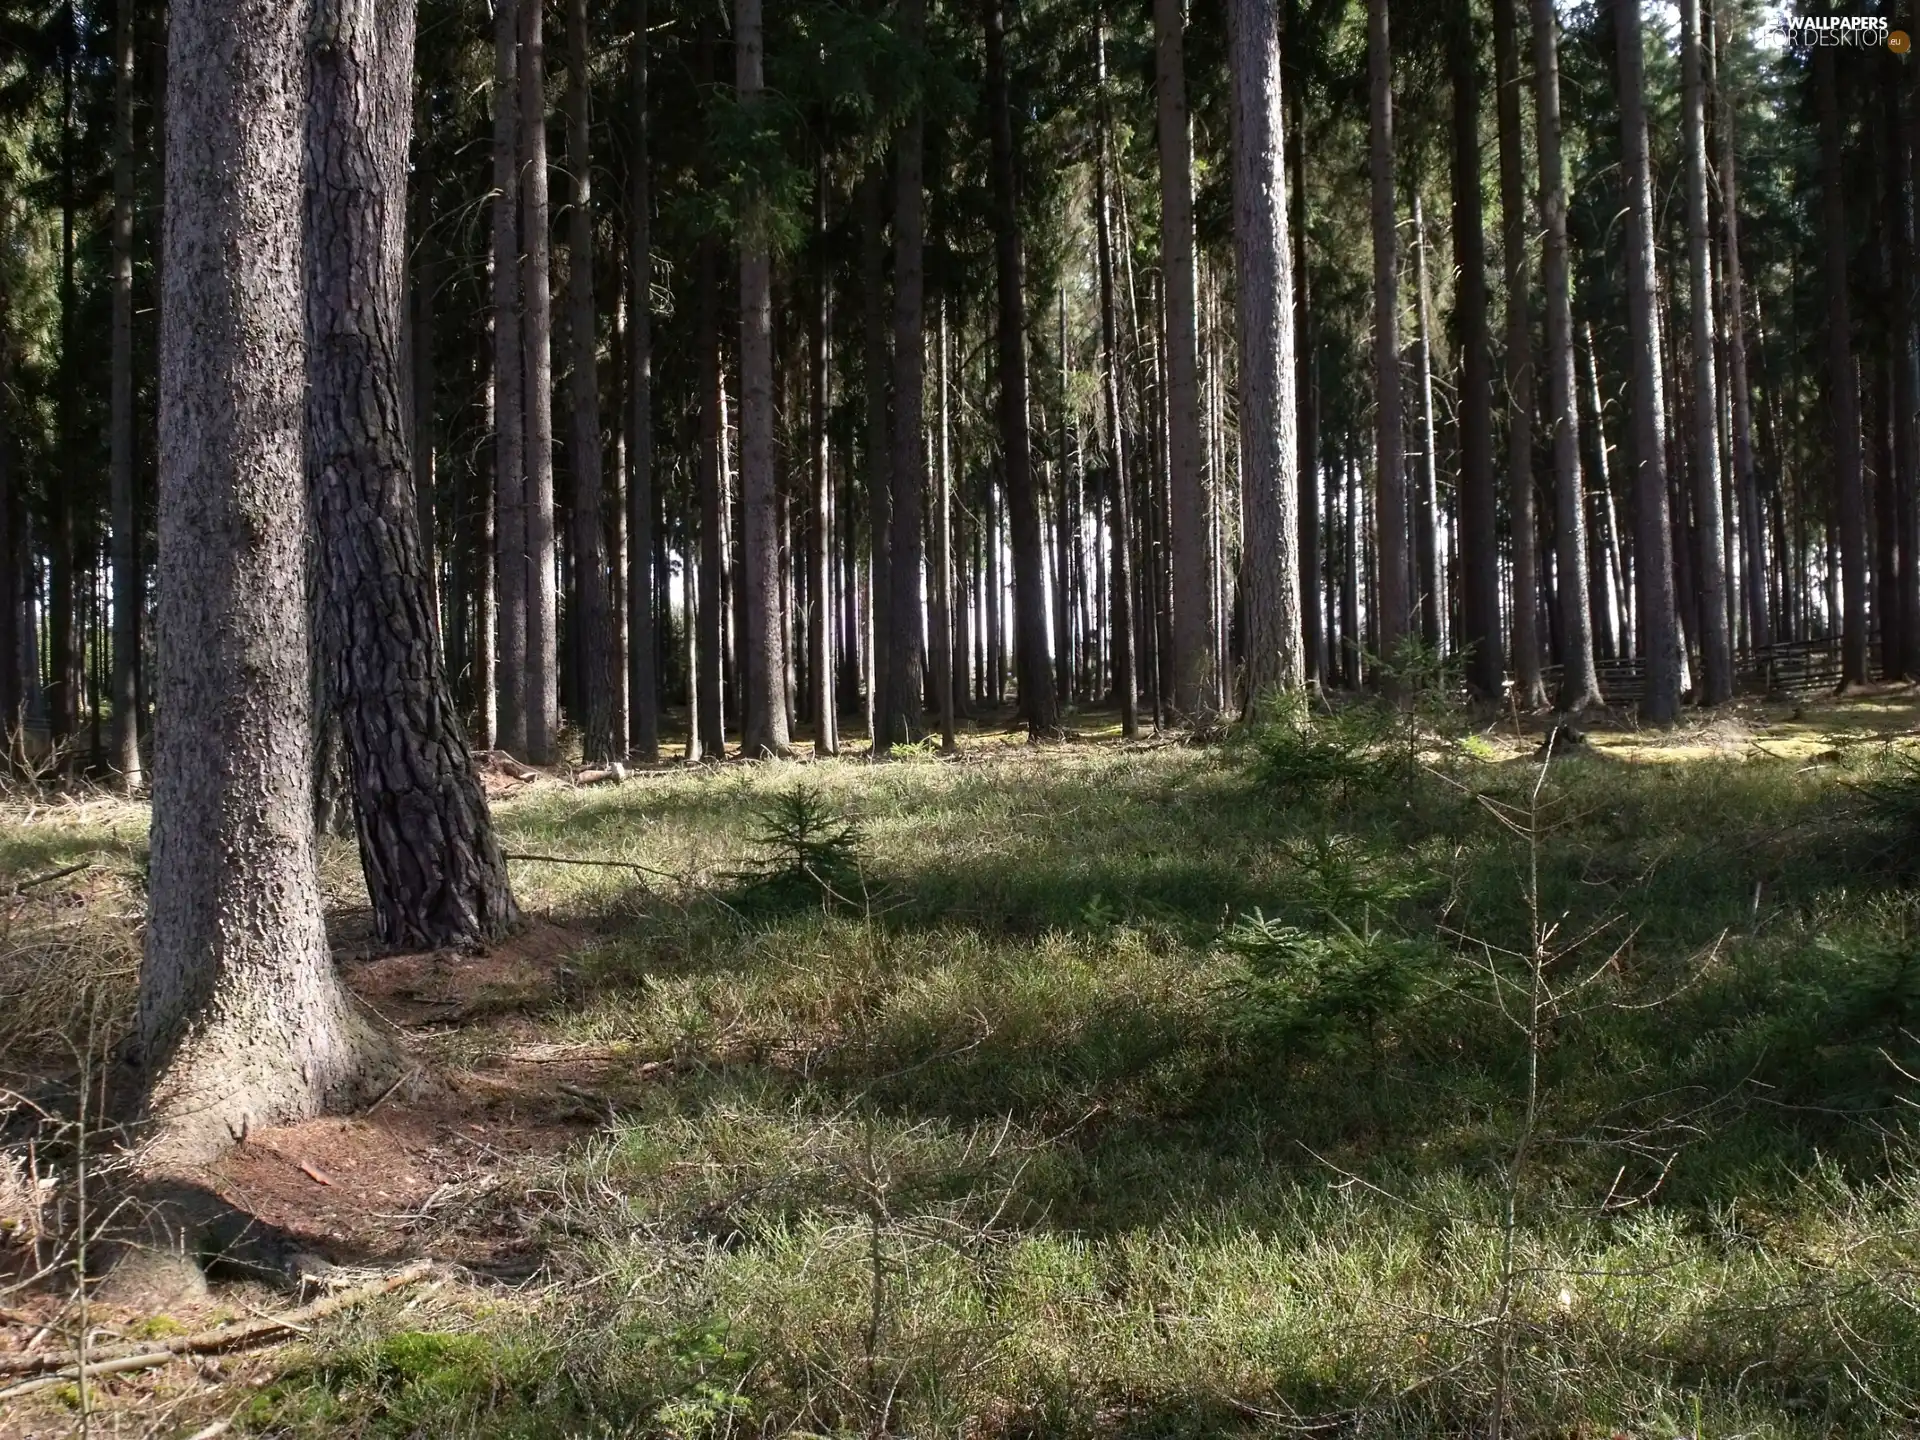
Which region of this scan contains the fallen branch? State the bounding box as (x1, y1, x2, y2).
(0, 1260, 434, 1388)
(8, 860, 92, 896)
(501, 851, 680, 882)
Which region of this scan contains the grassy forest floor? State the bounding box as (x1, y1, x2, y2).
(5, 689, 1920, 1438)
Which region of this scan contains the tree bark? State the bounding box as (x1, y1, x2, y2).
(696, 231, 726, 758)
(1492, 0, 1543, 707)
(735, 0, 788, 758)
(985, 0, 1058, 738)
(1096, 20, 1137, 737)
(306, 0, 519, 952)
(109, 0, 141, 787)
(139, 0, 400, 1166)
(491, 0, 527, 758)
(1227, 0, 1301, 714)
(1815, 46, 1869, 690)
(885, 0, 928, 749)
(1680, 0, 1730, 703)
(561, 0, 613, 761)
(1614, 0, 1680, 722)
(861, 166, 892, 742)
(627, 0, 658, 758)
(1412, 197, 1442, 653)
(1154, 0, 1215, 721)
(810, 150, 837, 756)
(1892, 33, 1920, 677)
(520, 0, 559, 760)
(1367, 0, 1408, 679)
(934, 298, 958, 752)
(1532, 0, 1598, 712)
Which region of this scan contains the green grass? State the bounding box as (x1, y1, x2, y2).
(9, 698, 1920, 1437)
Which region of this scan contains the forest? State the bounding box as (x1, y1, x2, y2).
(3, 0, 1920, 1435)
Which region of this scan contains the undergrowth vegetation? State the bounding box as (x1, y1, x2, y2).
(7, 695, 1920, 1437)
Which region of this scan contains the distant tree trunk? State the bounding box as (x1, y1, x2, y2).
(1891, 36, 1920, 677)
(1680, 0, 1730, 703)
(1154, 0, 1215, 721)
(985, 0, 1058, 738)
(934, 299, 958, 752)
(307, 0, 519, 951)
(696, 233, 726, 758)
(1815, 46, 1869, 690)
(520, 0, 559, 760)
(810, 151, 837, 755)
(0, 216, 16, 744)
(1532, 0, 1598, 712)
(1717, 0, 1768, 656)
(885, 0, 928, 749)
(1287, 70, 1322, 692)
(139, 0, 401, 1166)
(1613, 0, 1680, 722)
(1227, 0, 1301, 713)
(109, 0, 141, 787)
(1451, 1, 1500, 699)
(563, 0, 613, 761)
(736, 0, 788, 758)
(1412, 197, 1442, 652)
(627, 0, 658, 759)
(1367, 0, 1408, 677)
(1096, 23, 1137, 737)
(1492, 0, 1542, 707)
(861, 166, 892, 741)
(491, 0, 527, 757)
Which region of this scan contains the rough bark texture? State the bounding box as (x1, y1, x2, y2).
(695, 229, 725, 759)
(1890, 40, 1920, 677)
(628, 0, 658, 759)
(735, 0, 789, 758)
(1680, 0, 1730, 703)
(1227, 0, 1301, 713)
(306, 0, 519, 952)
(884, 0, 929, 750)
(1450, 1, 1500, 700)
(139, 0, 398, 1167)
(1492, 0, 1543, 707)
(564, 0, 613, 761)
(1614, 0, 1680, 723)
(109, 0, 140, 788)
(1367, 0, 1408, 676)
(520, 0, 559, 760)
(1153, 0, 1215, 721)
(491, 0, 527, 758)
(1531, 0, 1598, 713)
(985, 0, 1058, 738)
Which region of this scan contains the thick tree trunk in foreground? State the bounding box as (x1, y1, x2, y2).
(985, 0, 1058, 738)
(736, 0, 789, 758)
(1816, 48, 1869, 689)
(884, 0, 929, 749)
(1680, 0, 1730, 704)
(565, 0, 613, 761)
(1451, 0, 1500, 700)
(1493, 0, 1543, 707)
(520, 0, 559, 760)
(1367, 0, 1408, 677)
(1154, 0, 1215, 720)
(1614, 0, 1680, 723)
(307, 0, 519, 951)
(109, 0, 141, 788)
(139, 0, 398, 1166)
(1532, 0, 1598, 712)
(491, 0, 527, 758)
(1227, 0, 1301, 713)
(627, 0, 658, 759)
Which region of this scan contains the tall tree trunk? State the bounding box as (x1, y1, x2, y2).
(735, 0, 787, 757)
(1533, 0, 1598, 711)
(1287, 69, 1322, 692)
(307, 0, 519, 951)
(1412, 197, 1442, 652)
(520, 0, 559, 760)
(1680, 0, 1730, 702)
(985, 0, 1058, 738)
(885, 0, 928, 748)
(492, 0, 527, 757)
(1717, 0, 1768, 656)
(1451, 0, 1500, 699)
(1893, 33, 1920, 678)
(139, 0, 401, 1166)
(934, 298, 957, 752)
(1367, 0, 1409, 677)
(810, 151, 837, 756)
(1227, 0, 1301, 713)
(1493, 0, 1543, 707)
(1815, 46, 1869, 689)
(861, 166, 892, 741)
(1614, 0, 1680, 722)
(0, 227, 14, 747)
(564, 0, 613, 760)
(628, 0, 658, 758)
(1096, 21, 1137, 737)
(109, 0, 141, 787)
(696, 233, 726, 757)
(1154, 0, 1215, 720)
